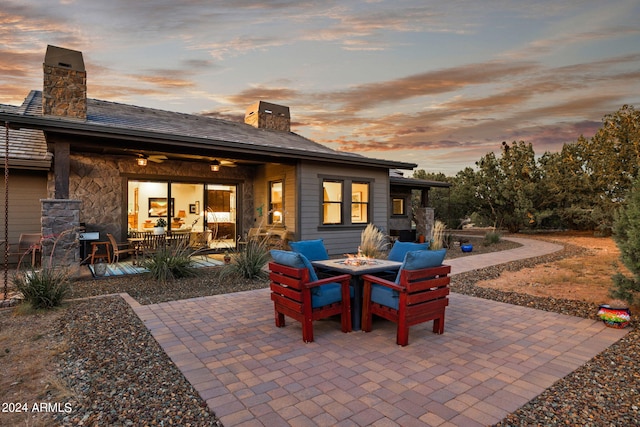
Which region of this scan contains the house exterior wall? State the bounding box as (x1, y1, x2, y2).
(389, 187, 413, 235)
(297, 161, 390, 256)
(48, 152, 255, 241)
(252, 163, 297, 240)
(0, 170, 47, 252)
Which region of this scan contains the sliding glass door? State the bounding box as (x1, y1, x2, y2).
(127, 180, 238, 249)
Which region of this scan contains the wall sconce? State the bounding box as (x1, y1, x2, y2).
(210, 159, 220, 172)
(137, 156, 147, 166)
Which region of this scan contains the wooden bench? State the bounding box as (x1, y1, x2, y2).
(362, 264, 451, 346)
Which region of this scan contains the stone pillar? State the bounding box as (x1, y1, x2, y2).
(414, 207, 435, 241)
(41, 199, 81, 269)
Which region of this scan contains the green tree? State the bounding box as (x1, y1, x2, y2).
(538, 141, 595, 229)
(411, 170, 452, 226)
(581, 105, 640, 233)
(611, 175, 640, 305)
(450, 167, 482, 228)
(474, 141, 541, 232)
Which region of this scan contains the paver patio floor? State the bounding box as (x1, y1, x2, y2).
(129, 288, 627, 426)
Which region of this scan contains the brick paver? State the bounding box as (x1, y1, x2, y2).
(127, 237, 628, 426)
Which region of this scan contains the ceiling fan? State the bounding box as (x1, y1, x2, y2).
(210, 158, 237, 171)
(137, 153, 168, 163)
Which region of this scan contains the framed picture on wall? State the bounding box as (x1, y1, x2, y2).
(148, 197, 174, 217)
(189, 203, 196, 214)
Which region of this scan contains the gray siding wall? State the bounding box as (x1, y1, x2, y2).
(0, 170, 48, 252)
(297, 161, 390, 256)
(252, 163, 297, 235)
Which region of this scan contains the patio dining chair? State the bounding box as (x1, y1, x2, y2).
(168, 232, 191, 251)
(106, 233, 137, 264)
(9, 233, 42, 267)
(140, 233, 166, 259)
(361, 249, 450, 346)
(269, 249, 352, 343)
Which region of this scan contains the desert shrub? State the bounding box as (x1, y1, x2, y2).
(443, 231, 454, 249)
(360, 224, 388, 258)
(220, 239, 270, 280)
(14, 267, 71, 309)
(483, 230, 502, 246)
(142, 245, 198, 284)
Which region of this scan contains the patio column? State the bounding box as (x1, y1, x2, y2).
(414, 207, 434, 242)
(41, 199, 81, 270)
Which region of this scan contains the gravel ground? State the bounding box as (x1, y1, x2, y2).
(51, 237, 638, 426)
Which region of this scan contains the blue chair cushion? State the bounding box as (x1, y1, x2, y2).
(271, 249, 345, 308)
(271, 249, 319, 282)
(371, 284, 399, 310)
(289, 239, 329, 261)
(387, 241, 430, 262)
(395, 248, 447, 284)
(373, 248, 447, 308)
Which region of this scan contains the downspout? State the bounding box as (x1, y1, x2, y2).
(3, 122, 9, 301)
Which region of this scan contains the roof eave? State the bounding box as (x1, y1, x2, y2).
(0, 112, 416, 170)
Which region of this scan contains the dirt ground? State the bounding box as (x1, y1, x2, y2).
(476, 232, 634, 309)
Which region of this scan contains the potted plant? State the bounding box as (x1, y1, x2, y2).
(154, 218, 167, 235)
(597, 299, 631, 328)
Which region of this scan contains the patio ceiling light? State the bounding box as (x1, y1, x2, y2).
(137, 155, 148, 166)
(210, 159, 220, 172)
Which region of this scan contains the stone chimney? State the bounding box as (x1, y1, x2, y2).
(244, 101, 290, 132)
(43, 45, 86, 120)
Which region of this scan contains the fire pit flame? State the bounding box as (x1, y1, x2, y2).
(343, 246, 379, 266)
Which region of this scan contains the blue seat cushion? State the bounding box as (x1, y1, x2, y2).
(371, 283, 399, 310)
(289, 239, 329, 261)
(395, 249, 447, 284)
(271, 249, 349, 308)
(387, 241, 430, 262)
(310, 282, 343, 308)
(271, 249, 318, 282)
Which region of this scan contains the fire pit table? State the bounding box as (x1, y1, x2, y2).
(311, 258, 402, 330)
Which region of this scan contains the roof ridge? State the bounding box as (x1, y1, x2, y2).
(17, 90, 40, 115)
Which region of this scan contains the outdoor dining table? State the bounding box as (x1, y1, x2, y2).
(311, 258, 402, 330)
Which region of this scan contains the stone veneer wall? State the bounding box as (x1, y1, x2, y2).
(41, 199, 81, 267)
(42, 64, 87, 119)
(47, 153, 255, 240)
(414, 207, 434, 241)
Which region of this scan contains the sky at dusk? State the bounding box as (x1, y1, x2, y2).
(2, 1, 640, 176)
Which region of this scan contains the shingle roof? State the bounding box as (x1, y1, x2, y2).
(0, 91, 415, 170)
(0, 102, 51, 169)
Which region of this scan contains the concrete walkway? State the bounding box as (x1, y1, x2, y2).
(127, 236, 626, 426)
(446, 236, 564, 275)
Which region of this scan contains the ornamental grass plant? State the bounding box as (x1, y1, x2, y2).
(359, 223, 388, 258)
(430, 220, 446, 250)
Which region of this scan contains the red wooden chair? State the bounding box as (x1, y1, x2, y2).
(361, 249, 450, 346)
(269, 250, 352, 343)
